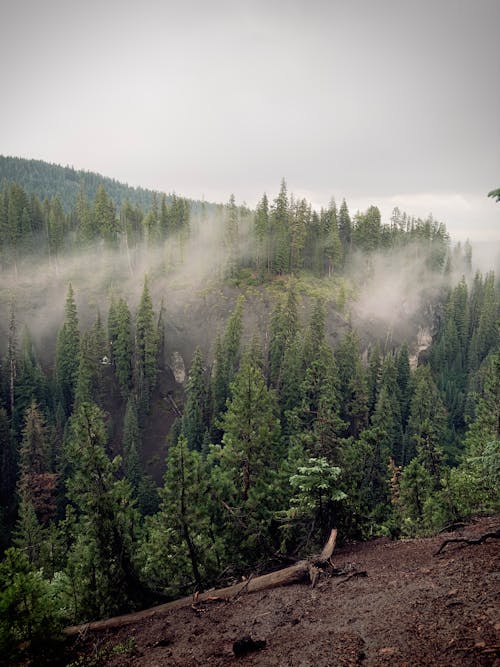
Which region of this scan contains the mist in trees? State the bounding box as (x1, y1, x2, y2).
(0, 162, 498, 659)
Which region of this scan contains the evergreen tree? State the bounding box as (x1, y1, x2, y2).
(15, 327, 48, 427)
(122, 396, 142, 491)
(55, 284, 80, 416)
(367, 344, 382, 416)
(212, 356, 282, 560)
(352, 205, 381, 252)
(302, 298, 326, 371)
(406, 365, 448, 467)
(64, 402, 143, 621)
(93, 185, 118, 242)
(322, 199, 343, 276)
(135, 276, 159, 415)
(108, 297, 133, 397)
(291, 347, 345, 463)
(17, 401, 58, 525)
(396, 344, 411, 428)
(139, 435, 215, 596)
(211, 296, 244, 431)
(268, 285, 299, 390)
(182, 348, 208, 451)
(254, 193, 269, 271)
(337, 199, 351, 259)
(336, 330, 369, 438)
(289, 198, 308, 273)
(75, 313, 107, 408)
(270, 179, 290, 274)
(224, 194, 239, 276)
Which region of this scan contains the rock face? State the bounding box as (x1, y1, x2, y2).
(410, 326, 433, 369)
(170, 351, 186, 385)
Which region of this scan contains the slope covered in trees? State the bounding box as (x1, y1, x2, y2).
(0, 167, 498, 663)
(0, 155, 198, 213)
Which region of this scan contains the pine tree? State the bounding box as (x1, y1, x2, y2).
(337, 199, 351, 260)
(322, 199, 343, 276)
(210, 296, 244, 431)
(55, 284, 80, 416)
(213, 356, 282, 559)
(289, 198, 308, 273)
(254, 193, 269, 271)
(7, 301, 17, 420)
(47, 196, 65, 268)
(367, 344, 382, 416)
(182, 348, 208, 451)
(268, 284, 299, 390)
(75, 314, 107, 408)
(224, 194, 239, 276)
(292, 347, 345, 462)
(302, 299, 326, 371)
(352, 205, 381, 252)
(15, 327, 48, 427)
(108, 297, 133, 398)
(93, 185, 118, 242)
(122, 396, 141, 491)
(271, 179, 290, 274)
(135, 276, 159, 415)
(18, 401, 58, 524)
(336, 330, 369, 438)
(139, 435, 215, 596)
(64, 402, 143, 621)
(396, 344, 411, 428)
(406, 365, 448, 469)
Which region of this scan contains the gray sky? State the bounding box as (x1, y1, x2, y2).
(1, 0, 499, 241)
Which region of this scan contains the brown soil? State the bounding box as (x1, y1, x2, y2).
(68, 515, 499, 666)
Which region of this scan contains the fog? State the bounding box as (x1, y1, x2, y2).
(0, 211, 498, 370)
(0, 214, 229, 364)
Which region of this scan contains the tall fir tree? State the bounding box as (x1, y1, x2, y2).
(55, 284, 80, 416)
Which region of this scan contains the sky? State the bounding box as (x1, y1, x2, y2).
(0, 0, 499, 242)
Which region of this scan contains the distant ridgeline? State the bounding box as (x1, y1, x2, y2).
(0, 157, 470, 281)
(0, 155, 168, 211)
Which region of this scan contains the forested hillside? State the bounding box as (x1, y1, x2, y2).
(0, 155, 208, 215)
(0, 166, 498, 664)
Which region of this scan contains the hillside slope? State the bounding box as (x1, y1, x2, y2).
(0, 155, 207, 212)
(67, 515, 499, 666)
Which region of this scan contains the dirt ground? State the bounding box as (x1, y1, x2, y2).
(69, 515, 499, 666)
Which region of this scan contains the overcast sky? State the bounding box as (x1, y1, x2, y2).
(0, 0, 499, 241)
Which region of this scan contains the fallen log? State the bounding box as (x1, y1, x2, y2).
(434, 529, 500, 555)
(64, 529, 337, 637)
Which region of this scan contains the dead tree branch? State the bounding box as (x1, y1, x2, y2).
(434, 529, 500, 556)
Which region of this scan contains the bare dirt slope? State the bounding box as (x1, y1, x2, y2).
(70, 515, 499, 666)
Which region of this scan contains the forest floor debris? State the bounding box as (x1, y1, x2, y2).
(67, 514, 499, 666)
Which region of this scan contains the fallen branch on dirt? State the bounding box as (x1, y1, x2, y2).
(336, 570, 368, 585)
(64, 529, 338, 637)
(434, 529, 500, 555)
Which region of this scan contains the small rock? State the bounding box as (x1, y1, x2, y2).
(379, 647, 396, 655)
(233, 635, 266, 657)
(447, 589, 458, 596)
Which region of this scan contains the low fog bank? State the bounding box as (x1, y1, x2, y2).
(346, 238, 498, 352)
(0, 216, 229, 365)
(0, 216, 498, 370)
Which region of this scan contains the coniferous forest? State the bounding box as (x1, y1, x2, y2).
(0, 158, 498, 661)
